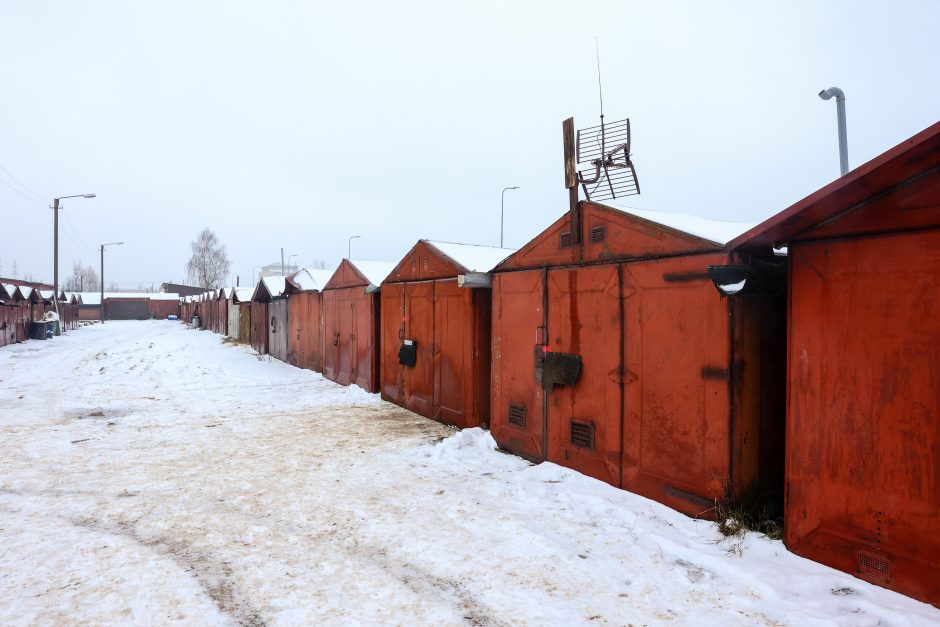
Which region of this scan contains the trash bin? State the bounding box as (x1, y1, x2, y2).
(192, 315, 200, 329)
(29, 321, 48, 340)
(42, 311, 61, 336)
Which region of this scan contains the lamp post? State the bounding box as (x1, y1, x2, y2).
(288, 254, 298, 272)
(500, 186, 520, 248)
(53, 193, 96, 306)
(99, 241, 123, 323)
(348, 235, 361, 259)
(818, 87, 848, 176)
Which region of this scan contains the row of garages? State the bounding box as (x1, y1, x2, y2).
(0, 284, 81, 346)
(184, 121, 939, 607)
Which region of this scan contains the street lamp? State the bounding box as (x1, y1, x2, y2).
(348, 235, 361, 259)
(818, 87, 848, 176)
(53, 192, 96, 308)
(288, 254, 298, 271)
(99, 241, 123, 324)
(500, 186, 520, 248)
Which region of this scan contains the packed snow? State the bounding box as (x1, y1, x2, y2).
(0, 322, 937, 626)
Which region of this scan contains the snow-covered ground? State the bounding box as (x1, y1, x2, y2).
(0, 322, 936, 626)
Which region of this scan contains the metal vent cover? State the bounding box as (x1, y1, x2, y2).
(570, 420, 595, 449)
(590, 225, 606, 243)
(540, 352, 582, 390)
(857, 550, 891, 584)
(508, 403, 526, 427)
(560, 232, 573, 248)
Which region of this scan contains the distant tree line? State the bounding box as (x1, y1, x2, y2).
(64, 261, 99, 291)
(186, 228, 231, 290)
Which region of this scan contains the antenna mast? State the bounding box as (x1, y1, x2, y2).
(596, 37, 605, 156)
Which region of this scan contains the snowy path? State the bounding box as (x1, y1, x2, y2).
(0, 322, 936, 626)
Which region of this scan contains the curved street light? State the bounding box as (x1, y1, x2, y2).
(501, 186, 520, 248)
(818, 87, 848, 176)
(348, 235, 361, 259)
(53, 192, 96, 304)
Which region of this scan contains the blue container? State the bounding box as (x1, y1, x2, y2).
(29, 321, 47, 340)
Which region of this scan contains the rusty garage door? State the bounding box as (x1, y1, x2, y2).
(491, 269, 546, 462)
(545, 264, 623, 487)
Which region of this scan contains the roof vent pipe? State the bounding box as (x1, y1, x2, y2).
(818, 87, 848, 176)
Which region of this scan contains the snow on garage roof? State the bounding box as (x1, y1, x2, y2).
(603, 202, 756, 246)
(348, 260, 397, 289)
(261, 275, 286, 298)
(427, 241, 517, 273)
(287, 268, 334, 292)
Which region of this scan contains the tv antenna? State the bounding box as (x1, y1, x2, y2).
(566, 39, 641, 203)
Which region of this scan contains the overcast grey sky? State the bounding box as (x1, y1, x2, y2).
(1, 0, 938, 289)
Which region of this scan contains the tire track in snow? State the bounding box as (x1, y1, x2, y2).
(69, 514, 266, 626)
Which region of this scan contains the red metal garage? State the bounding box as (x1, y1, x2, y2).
(285, 269, 332, 372)
(251, 277, 287, 357)
(491, 201, 786, 518)
(0, 284, 16, 346)
(381, 240, 514, 429)
(728, 121, 940, 607)
(322, 259, 394, 392)
(233, 289, 252, 345)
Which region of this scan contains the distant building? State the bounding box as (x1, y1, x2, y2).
(259, 263, 298, 278)
(161, 282, 204, 297)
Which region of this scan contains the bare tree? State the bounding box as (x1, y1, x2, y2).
(64, 260, 99, 291)
(310, 258, 328, 269)
(186, 228, 231, 290)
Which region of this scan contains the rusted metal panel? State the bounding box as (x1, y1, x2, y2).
(492, 202, 787, 519)
(324, 259, 371, 290)
(383, 278, 492, 428)
(353, 288, 381, 392)
(581, 202, 723, 263)
(380, 284, 405, 404)
(432, 279, 490, 428)
(402, 280, 435, 416)
(385, 240, 465, 283)
(149, 300, 180, 320)
(238, 302, 251, 344)
(492, 213, 578, 272)
(545, 264, 623, 487)
(106, 299, 150, 320)
(287, 291, 322, 371)
(490, 270, 547, 461)
(0, 305, 15, 346)
(322, 289, 341, 382)
(785, 230, 940, 607)
(322, 286, 381, 392)
(268, 299, 289, 363)
(250, 301, 268, 354)
(621, 254, 741, 515)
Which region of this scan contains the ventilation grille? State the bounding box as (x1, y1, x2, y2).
(570, 420, 595, 449)
(560, 232, 573, 248)
(590, 225, 606, 243)
(508, 403, 526, 427)
(857, 550, 890, 584)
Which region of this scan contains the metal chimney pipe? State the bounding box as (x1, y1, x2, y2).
(818, 87, 848, 176)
